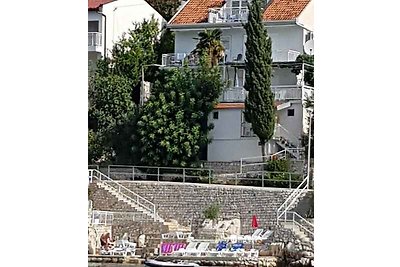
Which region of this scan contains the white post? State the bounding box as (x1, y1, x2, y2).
(307, 110, 312, 188)
(140, 66, 145, 106)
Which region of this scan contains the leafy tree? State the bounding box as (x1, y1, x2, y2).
(96, 17, 160, 86)
(89, 18, 167, 164)
(88, 74, 135, 164)
(146, 0, 181, 21)
(243, 0, 275, 161)
(136, 57, 223, 167)
(192, 29, 225, 67)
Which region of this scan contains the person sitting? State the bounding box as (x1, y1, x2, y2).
(100, 232, 114, 251)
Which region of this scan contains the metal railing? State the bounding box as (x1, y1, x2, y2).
(208, 7, 249, 23)
(215, 170, 303, 189)
(88, 32, 102, 47)
(219, 87, 247, 102)
(89, 210, 156, 225)
(271, 85, 303, 101)
(107, 165, 214, 183)
(240, 148, 305, 173)
(272, 49, 301, 62)
(90, 210, 114, 225)
(161, 53, 227, 67)
(89, 169, 159, 221)
(284, 211, 314, 238)
(276, 175, 309, 223)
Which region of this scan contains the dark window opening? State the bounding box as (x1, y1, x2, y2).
(88, 21, 99, 32)
(287, 109, 295, 116)
(213, 112, 219, 119)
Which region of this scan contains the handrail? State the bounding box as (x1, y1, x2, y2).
(276, 176, 308, 221)
(287, 211, 314, 237)
(275, 123, 300, 146)
(89, 169, 159, 221)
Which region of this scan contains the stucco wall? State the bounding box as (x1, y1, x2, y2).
(207, 108, 260, 161)
(297, 0, 314, 31)
(267, 25, 304, 55)
(276, 101, 304, 146)
(101, 0, 165, 57)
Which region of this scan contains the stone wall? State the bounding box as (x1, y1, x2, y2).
(113, 181, 293, 235)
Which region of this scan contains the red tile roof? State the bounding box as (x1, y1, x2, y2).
(170, 0, 311, 24)
(215, 103, 245, 109)
(263, 0, 310, 21)
(88, 0, 116, 10)
(171, 0, 225, 24)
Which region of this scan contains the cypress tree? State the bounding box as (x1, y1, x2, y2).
(243, 0, 275, 160)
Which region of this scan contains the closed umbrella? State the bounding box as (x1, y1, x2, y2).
(251, 215, 258, 229)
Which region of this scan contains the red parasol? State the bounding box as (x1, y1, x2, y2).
(251, 215, 258, 229)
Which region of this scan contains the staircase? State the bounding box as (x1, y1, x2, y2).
(273, 123, 304, 160)
(89, 169, 164, 223)
(276, 167, 314, 250)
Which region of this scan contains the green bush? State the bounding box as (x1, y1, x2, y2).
(203, 203, 220, 221)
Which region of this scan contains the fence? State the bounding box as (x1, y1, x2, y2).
(107, 165, 214, 183)
(89, 210, 155, 225)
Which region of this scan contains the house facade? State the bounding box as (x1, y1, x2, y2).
(88, 0, 165, 71)
(165, 0, 314, 162)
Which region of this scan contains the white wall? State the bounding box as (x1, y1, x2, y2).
(207, 108, 261, 161)
(267, 25, 304, 54)
(276, 101, 304, 146)
(101, 0, 165, 57)
(174, 28, 246, 62)
(297, 0, 314, 31)
(174, 24, 304, 61)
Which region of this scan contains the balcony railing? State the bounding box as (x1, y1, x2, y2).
(161, 53, 226, 67)
(88, 32, 102, 52)
(219, 87, 247, 102)
(208, 7, 249, 23)
(272, 49, 301, 62)
(271, 85, 303, 101)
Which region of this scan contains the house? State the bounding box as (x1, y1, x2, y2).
(164, 0, 314, 162)
(88, 0, 166, 70)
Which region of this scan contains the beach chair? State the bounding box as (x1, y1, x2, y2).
(185, 242, 209, 256)
(172, 242, 197, 256)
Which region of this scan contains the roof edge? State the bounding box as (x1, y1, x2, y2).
(168, 0, 192, 25)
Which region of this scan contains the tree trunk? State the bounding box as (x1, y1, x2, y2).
(260, 141, 267, 162)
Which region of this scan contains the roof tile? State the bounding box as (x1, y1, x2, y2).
(170, 0, 310, 24)
(88, 0, 116, 10)
(263, 0, 310, 21)
(171, 0, 225, 24)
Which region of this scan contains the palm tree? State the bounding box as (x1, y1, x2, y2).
(192, 29, 225, 67)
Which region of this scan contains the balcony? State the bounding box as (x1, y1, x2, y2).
(161, 53, 227, 67)
(219, 87, 247, 102)
(208, 7, 249, 23)
(88, 32, 102, 53)
(272, 49, 301, 62)
(271, 85, 303, 101)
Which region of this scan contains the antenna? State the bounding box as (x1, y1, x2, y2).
(304, 39, 314, 55)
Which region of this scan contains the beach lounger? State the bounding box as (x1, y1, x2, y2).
(172, 242, 197, 256)
(185, 242, 209, 256)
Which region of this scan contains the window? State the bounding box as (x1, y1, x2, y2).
(287, 109, 295, 117)
(213, 112, 219, 119)
(305, 32, 314, 42)
(88, 21, 99, 32)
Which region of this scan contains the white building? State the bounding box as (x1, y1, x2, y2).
(165, 0, 314, 162)
(88, 0, 165, 70)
